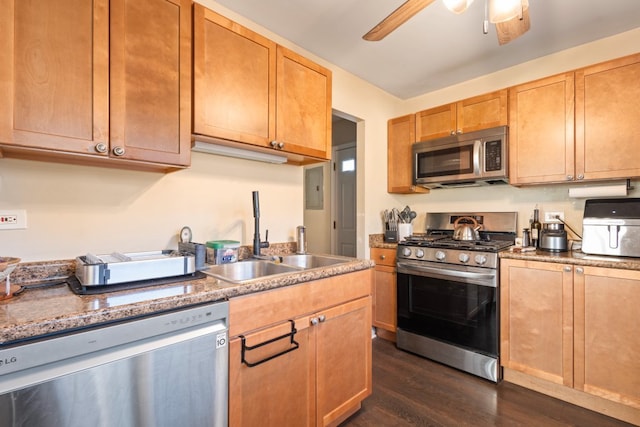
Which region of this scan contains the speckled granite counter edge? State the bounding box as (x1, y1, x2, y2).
(500, 249, 640, 271)
(1, 246, 374, 345)
(369, 233, 398, 249)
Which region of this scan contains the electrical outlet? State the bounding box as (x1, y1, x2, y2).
(0, 210, 28, 230)
(544, 211, 564, 222)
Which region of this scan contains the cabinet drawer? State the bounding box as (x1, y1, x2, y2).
(370, 247, 396, 267)
(229, 269, 373, 337)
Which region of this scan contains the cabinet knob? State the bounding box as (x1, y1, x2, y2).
(379, 254, 386, 260)
(450, 130, 455, 136)
(576, 267, 584, 274)
(456, 129, 462, 134)
(310, 317, 319, 326)
(318, 315, 326, 323)
(577, 174, 584, 180)
(563, 266, 572, 272)
(95, 143, 108, 154)
(112, 146, 125, 156)
(566, 175, 573, 181)
(270, 141, 284, 149)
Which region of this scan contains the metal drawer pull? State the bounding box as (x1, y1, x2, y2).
(240, 320, 299, 367)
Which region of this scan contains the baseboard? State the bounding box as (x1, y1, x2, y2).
(503, 368, 640, 425)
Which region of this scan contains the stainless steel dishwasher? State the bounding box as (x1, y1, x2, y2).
(0, 301, 229, 427)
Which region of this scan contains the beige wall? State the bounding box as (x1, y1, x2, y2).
(1, 1, 639, 262)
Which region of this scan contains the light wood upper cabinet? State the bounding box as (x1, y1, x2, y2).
(275, 46, 332, 160)
(0, 0, 191, 170)
(575, 53, 640, 181)
(0, 0, 109, 154)
(415, 90, 507, 141)
(387, 114, 428, 194)
(110, 0, 192, 166)
(193, 6, 276, 147)
(510, 52, 640, 185)
(508, 73, 575, 185)
(193, 6, 332, 164)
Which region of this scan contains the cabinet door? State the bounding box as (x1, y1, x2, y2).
(371, 247, 397, 332)
(456, 89, 508, 133)
(193, 5, 276, 147)
(276, 46, 332, 160)
(315, 297, 372, 426)
(508, 73, 575, 185)
(110, 0, 191, 166)
(387, 114, 427, 193)
(574, 266, 640, 409)
(229, 320, 314, 427)
(575, 53, 640, 181)
(500, 259, 573, 386)
(415, 104, 456, 141)
(0, 0, 109, 154)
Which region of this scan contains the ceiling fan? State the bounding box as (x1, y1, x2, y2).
(363, 0, 530, 45)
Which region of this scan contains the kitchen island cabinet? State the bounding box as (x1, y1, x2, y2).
(193, 5, 332, 165)
(0, 0, 192, 171)
(228, 269, 373, 427)
(500, 258, 640, 425)
(415, 90, 507, 141)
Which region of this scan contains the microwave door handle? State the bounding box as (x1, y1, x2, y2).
(608, 225, 619, 249)
(473, 140, 482, 175)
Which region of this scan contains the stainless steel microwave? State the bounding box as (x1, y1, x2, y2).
(412, 126, 509, 189)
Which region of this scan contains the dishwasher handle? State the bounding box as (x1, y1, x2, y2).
(240, 320, 299, 367)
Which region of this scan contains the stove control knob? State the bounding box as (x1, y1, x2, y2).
(459, 253, 470, 263)
(402, 247, 412, 257)
(415, 249, 425, 258)
(474, 254, 488, 265)
(435, 251, 446, 261)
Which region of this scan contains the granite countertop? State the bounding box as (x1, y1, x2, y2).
(0, 255, 374, 345)
(369, 234, 398, 249)
(500, 249, 640, 271)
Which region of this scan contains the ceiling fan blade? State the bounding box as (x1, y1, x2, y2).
(363, 0, 437, 41)
(495, 7, 530, 45)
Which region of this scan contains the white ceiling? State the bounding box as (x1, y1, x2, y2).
(213, 0, 640, 99)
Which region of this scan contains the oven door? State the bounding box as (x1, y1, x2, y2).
(397, 260, 498, 357)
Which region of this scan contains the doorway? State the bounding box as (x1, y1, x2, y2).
(303, 113, 358, 256)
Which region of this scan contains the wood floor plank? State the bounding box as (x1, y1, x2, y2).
(341, 338, 634, 426)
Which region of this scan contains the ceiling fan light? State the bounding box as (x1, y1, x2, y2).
(489, 0, 529, 23)
(443, 0, 475, 14)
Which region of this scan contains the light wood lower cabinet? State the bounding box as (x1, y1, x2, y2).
(229, 269, 373, 427)
(370, 247, 397, 336)
(501, 258, 640, 424)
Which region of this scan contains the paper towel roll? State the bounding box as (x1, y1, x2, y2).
(568, 184, 628, 198)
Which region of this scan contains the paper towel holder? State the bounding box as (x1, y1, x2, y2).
(568, 179, 633, 198)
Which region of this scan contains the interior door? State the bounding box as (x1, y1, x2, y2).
(334, 144, 357, 257)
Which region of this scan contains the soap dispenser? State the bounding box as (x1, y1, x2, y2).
(296, 225, 307, 254)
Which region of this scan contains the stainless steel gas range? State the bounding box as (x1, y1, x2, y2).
(396, 212, 517, 382)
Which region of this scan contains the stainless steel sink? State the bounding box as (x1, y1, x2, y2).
(278, 254, 350, 269)
(203, 260, 301, 284)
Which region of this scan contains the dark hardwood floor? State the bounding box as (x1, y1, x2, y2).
(341, 337, 635, 427)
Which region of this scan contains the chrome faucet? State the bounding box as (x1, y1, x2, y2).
(252, 191, 270, 256)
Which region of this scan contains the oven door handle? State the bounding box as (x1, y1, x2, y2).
(397, 261, 496, 287)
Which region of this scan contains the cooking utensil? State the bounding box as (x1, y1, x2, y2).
(452, 216, 482, 241)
